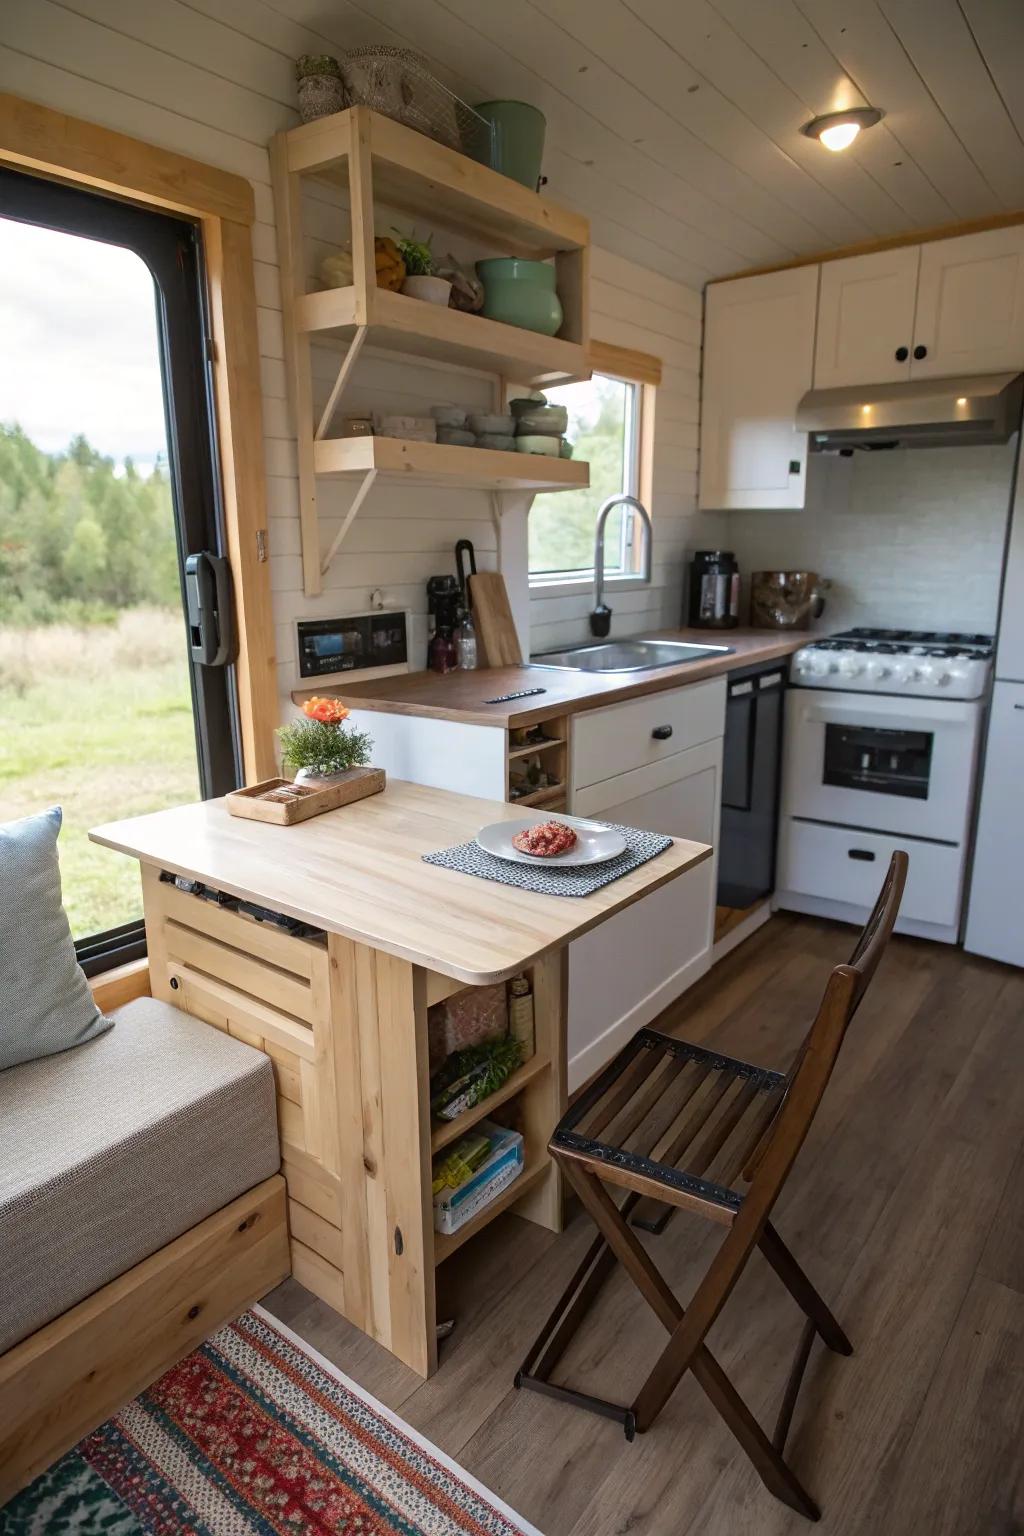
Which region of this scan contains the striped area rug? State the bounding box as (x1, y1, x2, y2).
(1, 1307, 540, 1536)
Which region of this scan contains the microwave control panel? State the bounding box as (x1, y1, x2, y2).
(296, 611, 408, 679)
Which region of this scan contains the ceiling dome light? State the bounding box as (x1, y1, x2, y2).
(801, 107, 883, 152)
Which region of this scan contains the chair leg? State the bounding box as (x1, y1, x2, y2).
(759, 1223, 853, 1356)
(561, 1160, 821, 1521)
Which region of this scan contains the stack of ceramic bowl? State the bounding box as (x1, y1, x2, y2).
(431, 405, 474, 447)
(468, 412, 517, 451)
(510, 394, 572, 457)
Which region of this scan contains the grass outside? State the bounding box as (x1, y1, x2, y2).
(0, 608, 199, 938)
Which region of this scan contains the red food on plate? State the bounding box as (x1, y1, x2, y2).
(512, 820, 579, 857)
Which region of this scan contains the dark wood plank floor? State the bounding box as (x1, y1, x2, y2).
(264, 914, 1024, 1535)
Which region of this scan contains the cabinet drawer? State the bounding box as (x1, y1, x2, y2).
(778, 819, 961, 929)
(572, 677, 725, 790)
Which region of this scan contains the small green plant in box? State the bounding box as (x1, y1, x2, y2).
(277, 696, 374, 781)
(393, 230, 436, 276)
(430, 1036, 524, 1123)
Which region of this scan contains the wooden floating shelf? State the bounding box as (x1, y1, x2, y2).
(434, 1159, 550, 1265)
(284, 106, 589, 260)
(314, 435, 589, 493)
(431, 1054, 551, 1154)
(508, 736, 566, 760)
(297, 285, 589, 388)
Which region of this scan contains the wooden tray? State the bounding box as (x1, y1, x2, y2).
(226, 769, 386, 825)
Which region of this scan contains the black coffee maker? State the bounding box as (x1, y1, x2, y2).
(426, 574, 461, 672)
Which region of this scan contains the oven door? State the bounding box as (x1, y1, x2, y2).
(781, 689, 984, 843)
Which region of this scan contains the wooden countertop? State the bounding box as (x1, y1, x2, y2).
(90, 781, 710, 986)
(295, 628, 804, 728)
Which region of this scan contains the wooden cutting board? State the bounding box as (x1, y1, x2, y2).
(468, 571, 523, 667)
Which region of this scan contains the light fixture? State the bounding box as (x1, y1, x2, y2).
(801, 107, 884, 152)
(956, 396, 968, 406)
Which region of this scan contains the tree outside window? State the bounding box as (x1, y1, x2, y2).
(528, 373, 641, 581)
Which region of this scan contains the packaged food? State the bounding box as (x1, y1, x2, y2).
(432, 1121, 524, 1234)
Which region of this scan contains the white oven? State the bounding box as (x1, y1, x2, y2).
(780, 689, 985, 846)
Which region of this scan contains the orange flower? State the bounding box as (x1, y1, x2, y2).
(302, 696, 350, 725)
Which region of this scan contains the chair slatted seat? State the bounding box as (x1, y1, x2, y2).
(516, 853, 908, 1523)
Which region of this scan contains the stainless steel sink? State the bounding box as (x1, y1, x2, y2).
(530, 639, 734, 673)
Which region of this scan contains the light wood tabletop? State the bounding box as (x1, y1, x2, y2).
(91, 780, 711, 985)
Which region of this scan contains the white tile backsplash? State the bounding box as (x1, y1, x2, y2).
(727, 442, 1016, 636)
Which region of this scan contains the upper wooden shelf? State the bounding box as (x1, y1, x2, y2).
(314, 434, 590, 493)
(296, 284, 588, 387)
(282, 105, 588, 260)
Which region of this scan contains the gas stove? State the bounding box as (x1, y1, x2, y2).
(789, 627, 994, 699)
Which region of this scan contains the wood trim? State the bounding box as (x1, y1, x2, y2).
(0, 93, 277, 783)
(713, 207, 1024, 286)
(0, 92, 253, 225)
(590, 339, 663, 386)
(0, 1175, 289, 1504)
(89, 957, 150, 1013)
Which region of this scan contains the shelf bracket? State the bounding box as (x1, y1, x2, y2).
(320, 467, 378, 576)
(490, 491, 503, 534)
(315, 325, 367, 440)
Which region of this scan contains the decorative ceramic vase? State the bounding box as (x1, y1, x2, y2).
(473, 101, 547, 189)
(476, 258, 563, 336)
(295, 56, 346, 122)
(401, 274, 453, 306)
(294, 764, 357, 787)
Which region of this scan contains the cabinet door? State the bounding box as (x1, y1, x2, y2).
(912, 226, 1024, 378)
(567, 739, 721, 1089)
(814, 247, 919, 387)
(964, 682, 1024, 967)
(699, 265, 818, 511)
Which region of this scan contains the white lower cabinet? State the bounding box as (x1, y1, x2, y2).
(566, 731, 723, 1091)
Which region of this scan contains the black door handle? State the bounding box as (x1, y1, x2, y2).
(652, 724, 674, 740)
(184, 552, 235, 666)
(913, 344, 928, 360)
(895, 345, 909, 362)
(848, 848, 876, 861)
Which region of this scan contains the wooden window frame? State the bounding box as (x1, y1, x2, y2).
(0, 91, 278, 786)
(528, 339, 661, 590)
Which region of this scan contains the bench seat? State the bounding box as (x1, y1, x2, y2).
(0, 997, 280, 1354)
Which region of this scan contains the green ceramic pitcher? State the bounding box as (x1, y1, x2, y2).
(473, 101, 546, 190)
(476, 259, 563, 336)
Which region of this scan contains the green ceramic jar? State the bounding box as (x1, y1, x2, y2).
(476, 259, 563, 336)
(473, 101, 546, 189)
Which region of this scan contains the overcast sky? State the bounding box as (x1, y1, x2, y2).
(0, 218, 168, 472)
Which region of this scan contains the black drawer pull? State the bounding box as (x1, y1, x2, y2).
(848, 848, 876, 862)
(895, 345, 909, 362)
(652, 724, 674, 740)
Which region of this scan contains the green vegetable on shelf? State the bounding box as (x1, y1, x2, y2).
(393, 229, 436, 277)
(431, 1133, 492, 1195)
(430, 1036, 524, 1122)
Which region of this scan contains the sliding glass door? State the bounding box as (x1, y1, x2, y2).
(0, 168, 240, 970)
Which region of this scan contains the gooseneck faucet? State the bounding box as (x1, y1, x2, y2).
(590, 493, 653, 637)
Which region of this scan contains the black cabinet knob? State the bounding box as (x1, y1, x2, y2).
(913, 344, 928, 360)
(652, 724, 674, 740)
(895, 345, 909, 362)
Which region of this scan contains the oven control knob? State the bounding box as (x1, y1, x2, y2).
(866, 658, 891, 680)
(936, 671, 952, 687)
(838, 655, 863, 677)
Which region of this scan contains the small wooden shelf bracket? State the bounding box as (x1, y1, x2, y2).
(320, 467, 377, 576)
(315, 326, 367, 441)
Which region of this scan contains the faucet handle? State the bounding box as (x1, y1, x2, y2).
(589, 603, 612, 639)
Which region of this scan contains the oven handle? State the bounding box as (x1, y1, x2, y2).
(803, 700, 971, 731)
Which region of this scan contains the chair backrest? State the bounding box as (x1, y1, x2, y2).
(743, 852, 908, 1195)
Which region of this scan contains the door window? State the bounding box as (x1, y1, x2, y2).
(0, 170, 239, 970)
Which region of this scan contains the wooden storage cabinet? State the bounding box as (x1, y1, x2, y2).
(699, 265, 819, 512)
(814, 246, 920, 388)
(142, 866, 565, 1378)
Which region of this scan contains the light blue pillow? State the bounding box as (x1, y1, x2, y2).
(0, 807, 113, 1071)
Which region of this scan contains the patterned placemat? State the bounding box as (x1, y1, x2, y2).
(423, 822, 673, 897)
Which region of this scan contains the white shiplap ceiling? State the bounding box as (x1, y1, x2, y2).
(263, 0, 1024, 290)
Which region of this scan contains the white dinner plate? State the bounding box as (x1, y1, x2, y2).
(475, 813, 627, 867)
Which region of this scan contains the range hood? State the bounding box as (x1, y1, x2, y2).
(796, 371, 1024, 450)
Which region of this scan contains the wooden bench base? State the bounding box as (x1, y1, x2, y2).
(0, 1174, 289, 1506)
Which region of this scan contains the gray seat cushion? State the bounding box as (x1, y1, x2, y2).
(0, 996, 280, 1354)
(0, 807, 112, 1070)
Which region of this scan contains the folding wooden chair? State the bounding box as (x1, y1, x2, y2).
(516, 852, 908, 1522)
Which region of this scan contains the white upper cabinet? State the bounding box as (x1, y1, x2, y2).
(814, 247, 920, 388)
(911, 226, 1024, 379)
(699, 264, 819, 512)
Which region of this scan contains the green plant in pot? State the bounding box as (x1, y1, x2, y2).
(394, 231, 452, 307)
(277, 696, 374, 786)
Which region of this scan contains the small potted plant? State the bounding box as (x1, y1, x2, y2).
(395, 232, 452, 306)
(295, 55, 345, 122)
(277, 696, 374, 786)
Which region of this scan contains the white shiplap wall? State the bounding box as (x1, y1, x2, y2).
(0, 0, 710, 709)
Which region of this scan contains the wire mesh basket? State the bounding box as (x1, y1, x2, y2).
(338, 46, 494, 163)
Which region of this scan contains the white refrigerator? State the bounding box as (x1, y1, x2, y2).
(965, 438, 1024, 966)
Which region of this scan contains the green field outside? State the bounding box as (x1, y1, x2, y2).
(0, 608, 198, 938)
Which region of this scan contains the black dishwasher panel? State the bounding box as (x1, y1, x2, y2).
(717, 662, 786, 911)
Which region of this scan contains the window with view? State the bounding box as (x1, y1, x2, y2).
(528, 372, 642, 582)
